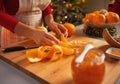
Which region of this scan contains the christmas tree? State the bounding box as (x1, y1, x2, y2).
(51, 0, 85, 26)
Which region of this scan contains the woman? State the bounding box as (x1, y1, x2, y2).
(0, 0, 68, 48)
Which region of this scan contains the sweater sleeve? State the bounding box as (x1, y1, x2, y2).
(42, 5, 53, 18)
(108, 1, 120, 16)
(0, 11, 19, 32)
(0, 0, 19, 32)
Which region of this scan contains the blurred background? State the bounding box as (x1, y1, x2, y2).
(51, 0, 110, 26)
(0, 0, 114, 45)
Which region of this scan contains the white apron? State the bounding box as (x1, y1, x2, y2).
(1, 0, 51, 48)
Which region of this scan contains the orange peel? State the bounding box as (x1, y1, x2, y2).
(26, 34, 79, 62)
(60, 34, 68, 42)
(38, 46, 52, 59)
(50, 45, 63, 61)
(26, 48, 41, 62)
(61, 46, 74, 56)
(36, 26, 47, 32)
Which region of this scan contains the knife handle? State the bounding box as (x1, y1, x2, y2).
(2, 46, 26, 52)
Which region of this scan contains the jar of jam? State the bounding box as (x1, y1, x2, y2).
(71, 44, 105, 84)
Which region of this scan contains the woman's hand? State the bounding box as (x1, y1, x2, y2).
(44, 14, 68, 38)
(48, 21, 68, 38)
(14, 22, 60, 46)
(31, 29, 60, 46)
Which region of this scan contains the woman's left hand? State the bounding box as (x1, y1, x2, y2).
(44, 14, 68, 38)
(48, 21, 68, 38)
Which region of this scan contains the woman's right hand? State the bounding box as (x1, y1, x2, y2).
(32, 29, 60, 46)
(14, 22, 60, 46)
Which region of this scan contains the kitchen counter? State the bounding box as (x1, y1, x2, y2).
(0, 59, 40, 84)
(0, 24, 120, 84)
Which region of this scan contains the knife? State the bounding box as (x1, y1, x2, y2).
(2, 46, 38, 52)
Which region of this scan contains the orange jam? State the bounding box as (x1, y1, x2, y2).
(71, 49, 105, 84)
(111, 50, 120, 56)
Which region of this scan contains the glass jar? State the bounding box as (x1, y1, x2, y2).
(71, 48, 105, 84)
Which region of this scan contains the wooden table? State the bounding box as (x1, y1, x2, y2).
(0, 25, 120, 84)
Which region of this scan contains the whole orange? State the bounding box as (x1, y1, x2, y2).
(92, 13, 106, 26)
(106, 12, 120, 24)
(64, 23, 76, 37)
(85, 13, 96, 23)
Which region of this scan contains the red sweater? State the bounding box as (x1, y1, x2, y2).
(0, 0, 52, 32)
(108, 0, 120, 16)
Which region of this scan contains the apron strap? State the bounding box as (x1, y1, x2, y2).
(39, 0, 51, 10)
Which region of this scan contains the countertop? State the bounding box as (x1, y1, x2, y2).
(0, 59, 40, 84)
(0, 24, 120, 84)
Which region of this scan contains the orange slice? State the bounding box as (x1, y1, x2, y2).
(36, 26, 47, 32)
(26, 34, 76, 62)
(60, 34, 68, 42)
(50, 45, 63, 61)
(61, 46, 74, 56)
(26, 48, 41, 62)
(38, 46, 52, 59)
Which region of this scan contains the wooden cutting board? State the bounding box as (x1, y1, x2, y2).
(0, 36, 120, 84)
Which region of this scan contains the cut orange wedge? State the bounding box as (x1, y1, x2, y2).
(26, 48, 41, 62)
(59, 34, 71, 48)
(36, 26, 47, 32)
(61, 46, 74, 56)
(38, 46, 52, 59)
(50, 45, 63, 61)
(60, 34, 68, 42)
(26, 34, 79, 62)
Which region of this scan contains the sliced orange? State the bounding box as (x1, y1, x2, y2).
(26, 48, 41, 62)
(50, 45, 63, 61)
(38, 46, 52, 59)
(60, 34, 68, 42)
(26, 34, 76, 62)
(36, 26, 47, 32)
(61, 46, 74, 56)
(59, 34, 71, 48)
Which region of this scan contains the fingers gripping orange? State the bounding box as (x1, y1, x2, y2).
(26, 34, 75, 62)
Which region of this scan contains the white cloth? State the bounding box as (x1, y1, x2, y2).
(15, 0, 51, 27)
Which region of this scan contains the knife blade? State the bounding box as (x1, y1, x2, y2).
(2, 46, 39, 52)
